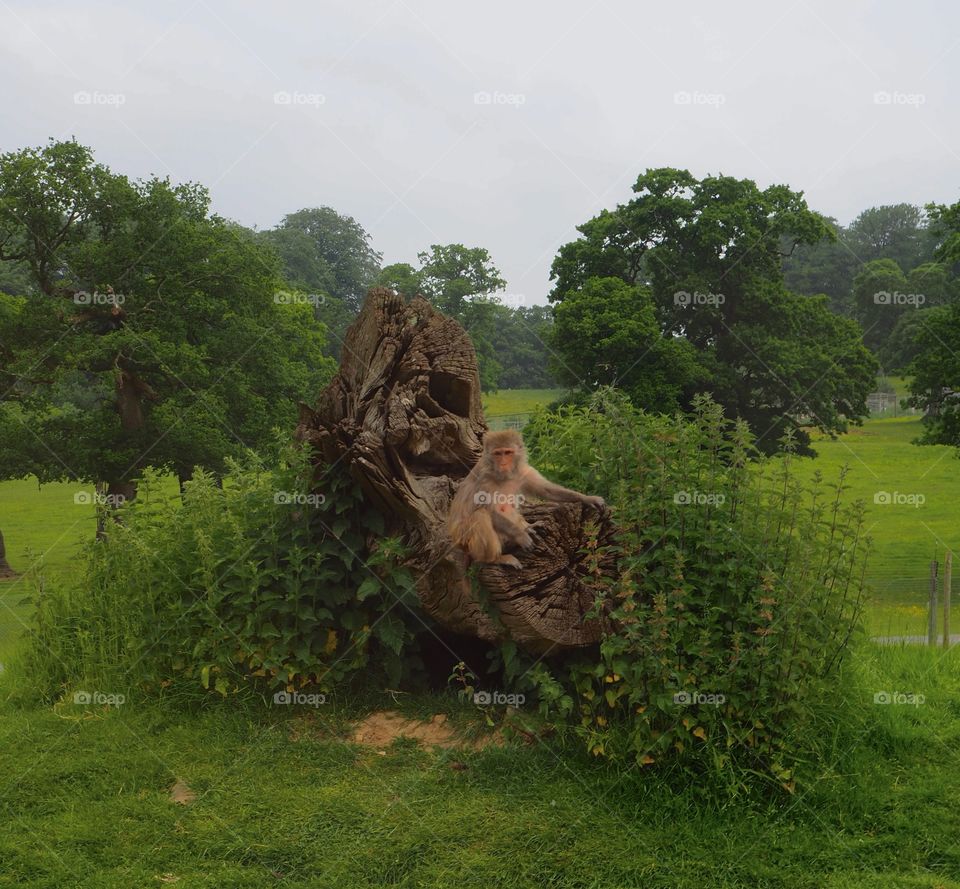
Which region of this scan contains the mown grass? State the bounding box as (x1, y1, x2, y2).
(797, 416, 959, 637)
(0, 474, 180, 664)
(482, 388, 565, 418)
(1, 642, 958, 888)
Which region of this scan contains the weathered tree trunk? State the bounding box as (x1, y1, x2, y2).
(0, 528, 17, 579)
(296, 289, 618, 654)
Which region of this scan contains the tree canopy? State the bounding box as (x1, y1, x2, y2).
(550, 168, 876, 453)
(0, 139, 335, 502)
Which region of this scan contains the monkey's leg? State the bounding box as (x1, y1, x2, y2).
(465, 510, 503, 563)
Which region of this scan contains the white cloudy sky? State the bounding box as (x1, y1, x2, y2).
(1, 0, 957, 303)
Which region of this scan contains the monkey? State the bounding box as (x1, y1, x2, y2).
(447, 429, 605, 569)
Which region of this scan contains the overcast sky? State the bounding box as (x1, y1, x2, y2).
(2, 0, 957, 304)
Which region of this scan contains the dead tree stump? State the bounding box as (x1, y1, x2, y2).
(296, 289, 618, 654)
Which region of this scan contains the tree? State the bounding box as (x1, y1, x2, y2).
(906, 197, 960, 447)
(851, 259, 911, 354)
(375, 262, 422, 297)
(416, 244, 506, 316)
(0, 139, 335, 509)
(260, 207, 381, 311)
(494, 304, 558, 390)
(781, 217, 858, 315)
(550, 277, 700, 411)
(259, 206, 382, 355)
(845, 203, 937, 271)
(550, 168, 876, 453)
(0, 528, 15, 578)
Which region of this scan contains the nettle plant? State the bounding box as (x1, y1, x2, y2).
(23, 444, 419, 702)
(521, 390, 869, 790)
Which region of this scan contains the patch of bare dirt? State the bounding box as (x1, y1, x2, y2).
(350, 710, 502, 751)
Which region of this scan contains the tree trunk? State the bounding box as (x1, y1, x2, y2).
(0, 528, 17, 579)
(296, 289, 618, 654)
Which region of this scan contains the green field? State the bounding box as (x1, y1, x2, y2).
(796, 415, 958, 636)
(482, 388, 565, 428)
(2, 391, 960, 886)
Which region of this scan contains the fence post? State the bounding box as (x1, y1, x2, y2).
(929, 560, 939, 646)
(944, 552, 953, 649)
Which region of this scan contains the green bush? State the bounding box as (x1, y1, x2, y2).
(17, 446, 419, 704)
(520, 389, 870, 791)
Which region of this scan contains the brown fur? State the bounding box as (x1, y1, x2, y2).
(446, 430, 604, 568)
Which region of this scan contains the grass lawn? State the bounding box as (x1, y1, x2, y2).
(795, 416, 959, 637)
(0, 642, 958, 888)
(482, 388, 565, 419)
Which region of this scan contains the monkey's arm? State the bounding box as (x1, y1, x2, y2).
(521, 469, 605, 508)
(490, 508, 536, 549)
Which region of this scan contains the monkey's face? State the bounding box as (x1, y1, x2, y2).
(490, 446, 518, 479)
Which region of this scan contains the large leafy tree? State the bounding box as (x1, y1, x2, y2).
(550, 168, 876, 453)
(906, 198, 960, 447)
(0, 139, 335, 507)
(259, 206, 382, 355)
(845, 203, 938, 271)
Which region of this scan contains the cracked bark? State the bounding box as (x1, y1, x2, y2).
(296, 288, 617, 653)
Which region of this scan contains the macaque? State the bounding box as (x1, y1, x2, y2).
(447, 429, 605, 569)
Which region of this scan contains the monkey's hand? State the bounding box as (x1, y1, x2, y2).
(585, 495, 606, 510)
(497, 554, 523, 569)
(517, 529, 536, 550)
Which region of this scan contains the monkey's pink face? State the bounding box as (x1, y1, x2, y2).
(491, 447, 517, 477)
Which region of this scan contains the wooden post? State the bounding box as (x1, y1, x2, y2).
(928, 560, 939, 646)
(944, 552, 952, 648)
